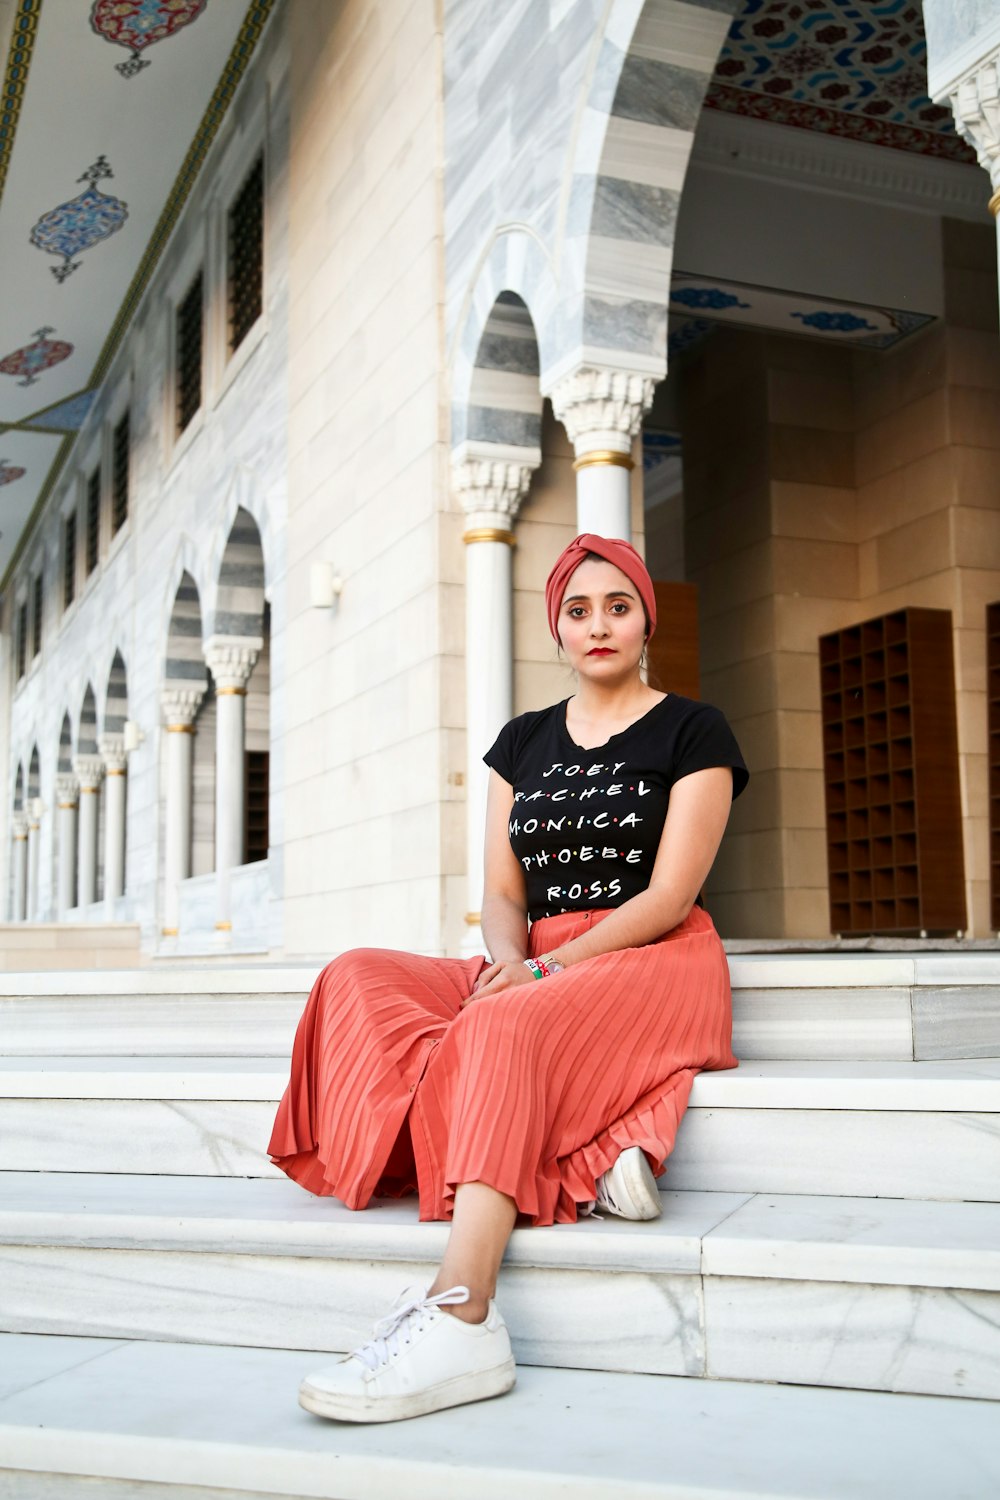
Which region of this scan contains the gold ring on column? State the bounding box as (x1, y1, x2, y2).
(573, 450, 635, 472)
(57, 802, 78, 810)
(462, 528, 515, 546)
(215, 920, 233, 931)
(106, 768, 126, 777)
(464, 910, 482, 925)
(166, 723, 195, 733)
(215, 687, 247, 697)
(989, 189, 1000, 218)
(161, 926, 179, 936)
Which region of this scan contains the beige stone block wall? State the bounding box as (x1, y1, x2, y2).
(283, 0, 451, 955)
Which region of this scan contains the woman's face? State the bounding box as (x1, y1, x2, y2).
(557, 557, 647, 680)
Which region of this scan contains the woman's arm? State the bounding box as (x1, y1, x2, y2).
(538, 765, 735, 970)
(478, 769, 530, 965)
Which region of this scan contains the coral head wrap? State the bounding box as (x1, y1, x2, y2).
(545, 533, 657, 645)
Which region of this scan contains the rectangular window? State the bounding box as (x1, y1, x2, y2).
(31, 573, 42, 658)
(176, 272, 203, 435)
(64, 511, 77, 608)
(86, 467, 100, 575)
(227, 154, 264, 355)
(244, 749, 269, 864)
(16, 601, 28, 679)
(111, 410, 130, 533)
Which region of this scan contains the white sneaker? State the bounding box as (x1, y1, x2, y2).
(589, 1146, 662, 1221)
(299, 1284, 516, 1424)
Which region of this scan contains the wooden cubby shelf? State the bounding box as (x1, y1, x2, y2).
(819, 607, 966, 937)
(989, 601, 1000, 933)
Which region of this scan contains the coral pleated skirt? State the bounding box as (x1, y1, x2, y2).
(267, 905, 738, 1227)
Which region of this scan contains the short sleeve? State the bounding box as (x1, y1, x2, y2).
(672, 704, 749, 800)
(483, 719, 517, 784)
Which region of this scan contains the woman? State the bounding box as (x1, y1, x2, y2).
(268, 532, 749, 1425)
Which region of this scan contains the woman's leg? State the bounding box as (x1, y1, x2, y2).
(426, 1181, 518, 1322)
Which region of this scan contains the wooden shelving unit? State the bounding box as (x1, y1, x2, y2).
(244, 750, 269, 866)
(989, 602, 1000, 932)
(819, 607, 966, 937)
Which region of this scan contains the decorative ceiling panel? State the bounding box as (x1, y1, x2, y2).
(670, 271, 933, 349)
(705, 0, 976, 164)
(0, 0, 273, 588)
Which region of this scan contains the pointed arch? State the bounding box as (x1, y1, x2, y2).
(165, 571, 208, 696)
(27, 746, 40, 801)
(13, 763, 24, 812)
(58, 714, 73, 774)
(78, 685, 98, 756)
(104, 650, 129, 738)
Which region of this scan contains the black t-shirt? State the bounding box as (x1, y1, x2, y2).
(483, 694, 749, 922)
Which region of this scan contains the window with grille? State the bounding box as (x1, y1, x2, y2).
(31, 573, 42, 658)
(16, 601, 27, 679)
(64, 512, 77, 608)
(112, 411, 130, 533)
(176, 272, 203, 434)
(244, 750, 269, 864)
(86, 468, 100, 575)
(227, 154, 264, 355)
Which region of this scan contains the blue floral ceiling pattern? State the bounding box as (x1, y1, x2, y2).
(670, 272, 933, 351)
(30, 156, 129, 283)
(705, 0, 977, 163)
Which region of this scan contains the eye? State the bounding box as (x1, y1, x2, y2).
(567, 605, 587, 618)
(609, 601, 629, 614)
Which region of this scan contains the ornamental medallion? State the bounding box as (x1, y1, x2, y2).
(0, 459, 26, 487)
(90, 0, 208, 78)
(30, 157, 129, 283)
(0, 327, 74, 387)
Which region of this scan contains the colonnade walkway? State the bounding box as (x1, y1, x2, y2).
(0, 953, 998, 1495)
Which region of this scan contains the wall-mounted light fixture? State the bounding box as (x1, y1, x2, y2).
(124, 719, 146, 753)
(310, 562, 344, 610)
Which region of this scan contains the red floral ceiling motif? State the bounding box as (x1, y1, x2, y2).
(706, 0, 976, 163)
(0, 327, 74, 387)
(0, 459, 27, 487)
(90, 0, 209, 79)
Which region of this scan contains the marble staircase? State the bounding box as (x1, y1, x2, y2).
(1, 954, 998, 1497)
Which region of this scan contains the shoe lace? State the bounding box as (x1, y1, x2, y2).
(349, 1285, 471, 1373)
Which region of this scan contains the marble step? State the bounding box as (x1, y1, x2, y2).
(1, 1173, 999, 1399)
(2, 1057, 998, 1200)
(2, 1332, 999, 1500)
(1, 957, 997, 1062)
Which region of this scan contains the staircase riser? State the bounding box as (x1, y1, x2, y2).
(1, 1244, 996, 1400)
(2, 1100, 998, 1201)
(1, 989, 996, 1061)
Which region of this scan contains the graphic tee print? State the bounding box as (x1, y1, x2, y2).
(483, 695, 749, 922)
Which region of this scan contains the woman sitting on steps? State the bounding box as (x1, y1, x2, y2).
(267, 530, 749, 1424)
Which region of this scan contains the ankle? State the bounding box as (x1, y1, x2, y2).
(442, 1297, 490, 1324)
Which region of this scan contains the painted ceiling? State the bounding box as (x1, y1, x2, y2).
(705, 0, 977, 164)
(0, 0, 273, 589)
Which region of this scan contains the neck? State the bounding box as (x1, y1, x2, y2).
(570, 670, 656, 720)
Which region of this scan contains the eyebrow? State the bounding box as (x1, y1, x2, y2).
(563, 589, 636, 604)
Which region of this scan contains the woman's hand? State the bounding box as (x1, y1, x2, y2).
(462, 959, 538, 1005)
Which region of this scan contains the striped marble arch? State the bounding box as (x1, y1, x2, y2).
(213, 508, 266, 641)
(104, 651, 128, 739)
(570, 0, 738, 375)
(77, 685, 98, 757)
(57, 713, 73, 776)
(164, 573, 208, 700)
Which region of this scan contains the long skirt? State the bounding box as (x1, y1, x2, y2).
(267, 905, 738, 1227)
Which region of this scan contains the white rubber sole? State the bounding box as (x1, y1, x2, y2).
(299, 1355, 517, 1424)
(599, 1146, 662, 1220)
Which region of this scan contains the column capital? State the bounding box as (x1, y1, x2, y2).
(203, 634, 261, 693)
(547, 365, 655, 456)
(11, 813, 29, 840)
(161, 686, 206, 729)
(55, 772, 79, 807)
(99, 733, 127, 774)
(73, 754, 105, 792)
(451, 454, 535, 536)
(948, 53, 1000, 199)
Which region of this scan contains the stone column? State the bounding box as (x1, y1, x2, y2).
(161, 687, 205, 937)
(11, 814, 28, 921)
(54, 773, 79, 918)
(548, 366, 655, 541)
(100, 733, 127, 910)
(26, 809, 40, 921)
(203, 636, 260, 935)
(73, 754, 104, 909)
(452, 456, 534, 956)
(948, 55, 1000, 304)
